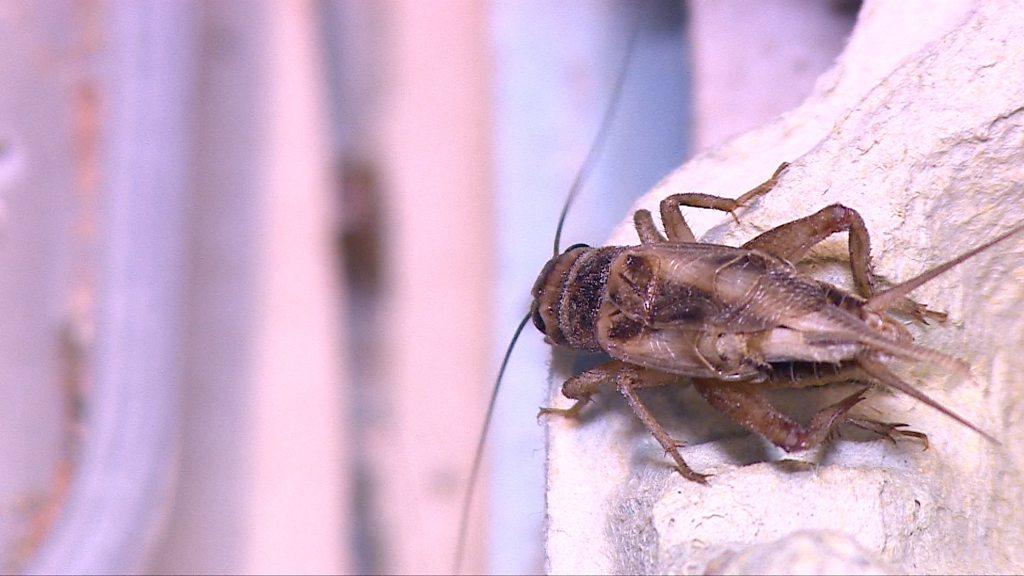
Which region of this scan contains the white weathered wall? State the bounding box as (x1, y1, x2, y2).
(547, 0, 1024, 573)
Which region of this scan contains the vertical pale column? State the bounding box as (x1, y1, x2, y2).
(0, 1, 88, 569)
(249, 1, 347, 573)
(375, 1, 493, 573)
(27, 2, 195, 572)
(149, 1, 349, 573)
(146, 1, 260, 571)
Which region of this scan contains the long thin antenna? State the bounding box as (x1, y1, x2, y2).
(552, 6, 645, 256)
(453, 313, 531, 574)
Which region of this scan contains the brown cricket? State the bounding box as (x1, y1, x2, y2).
(532, 162, 1023, 482)
(453, 139, 1024, 576)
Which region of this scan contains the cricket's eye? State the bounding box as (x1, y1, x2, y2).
(564, 242, 590, 253)
(530, 301, 546, 334)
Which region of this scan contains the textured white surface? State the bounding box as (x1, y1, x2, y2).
(701, 529, 892, 575)
(547, 0, 1024, 573)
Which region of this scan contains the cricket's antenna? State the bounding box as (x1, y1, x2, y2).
(453, 312, 531, 574)
(552, 5, 644, 257)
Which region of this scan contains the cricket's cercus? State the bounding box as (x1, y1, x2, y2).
(533, 162, 1023, 482)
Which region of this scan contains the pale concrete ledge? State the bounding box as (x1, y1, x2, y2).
(547, 0, 1024, 573)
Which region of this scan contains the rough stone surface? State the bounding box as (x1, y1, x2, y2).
(700, 530, 892, 575)
(546, 1, 1024, 573)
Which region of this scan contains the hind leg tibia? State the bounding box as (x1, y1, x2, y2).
(694, 380, 870, 453)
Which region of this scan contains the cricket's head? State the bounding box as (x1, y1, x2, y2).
(530, 243, 591, 346)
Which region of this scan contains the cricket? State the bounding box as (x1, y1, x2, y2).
(453, 7, 1024, 574)
(531, 162, 1020, 482)
(454, 157, 1024, 569)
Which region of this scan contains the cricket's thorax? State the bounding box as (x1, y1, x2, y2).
(530, 245, 625, 351)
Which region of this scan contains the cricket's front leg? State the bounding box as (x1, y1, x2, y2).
(541, 361, 706, 481)
(538, 360, 621, 420)
(539, 360, 679, 419)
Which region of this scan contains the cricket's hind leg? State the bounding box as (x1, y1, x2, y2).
(741, 203, 944, 322)
(760, 362, 930, 447)
(743, 203, 875, 295)
(694, 380, 872, 454)
(540, 360, 708, 483)
(845, 417, 929, 449)
(630, 162, 789, 244)
(655, 162, 790, 243)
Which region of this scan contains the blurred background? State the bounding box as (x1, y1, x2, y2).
(0, 0, 859, 574)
